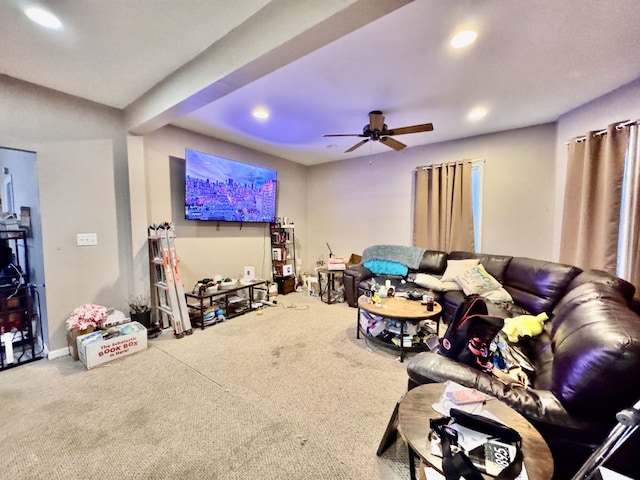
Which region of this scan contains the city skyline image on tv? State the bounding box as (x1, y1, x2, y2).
(185, 149, 277, 223)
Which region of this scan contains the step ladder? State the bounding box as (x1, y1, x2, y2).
(148, 223, 193, 339)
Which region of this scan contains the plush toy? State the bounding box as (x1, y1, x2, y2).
(502, 312, 549, 343)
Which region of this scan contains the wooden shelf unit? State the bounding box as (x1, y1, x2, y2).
(271, 222, 297, 294)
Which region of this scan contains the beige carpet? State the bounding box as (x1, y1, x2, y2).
(1, 292, 414, 479)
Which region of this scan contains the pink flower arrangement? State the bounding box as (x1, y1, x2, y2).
(65, 304, 108, 331)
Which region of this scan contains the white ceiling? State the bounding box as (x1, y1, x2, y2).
(3, 0, 640, 166)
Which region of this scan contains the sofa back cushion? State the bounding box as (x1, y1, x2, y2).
(412, 250, 448, 275)
(549, 282, 640, 421)
(503, 257, 581, 314)
(448, 251, 512, 281)
(566, 269, 636, 304)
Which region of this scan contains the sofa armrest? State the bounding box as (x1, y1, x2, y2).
(343, 264, 373, 307)
(405, 352, 597, 438)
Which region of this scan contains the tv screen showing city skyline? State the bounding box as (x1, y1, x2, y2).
(185, 149, 277, 223)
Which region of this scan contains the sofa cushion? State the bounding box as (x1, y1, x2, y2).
(449, 251, 513, 281)
(549, 282, 640, 421)
(414, 273, 445, 291)
(414, 250, 448, 274)
(455, 264, 502, 295)
(441, 258, 479, 282)
(567, 269, 636, 303)
(363, 259, 408, 276)
(503, 257, 581, 314)
(481, 287, 513, 303)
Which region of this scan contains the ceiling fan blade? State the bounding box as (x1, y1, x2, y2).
(323, 133, 363, 137)
(345, 139, 369, 153)
(369, 110, 385, 131)
(380, 136, 406, 151)
(385, 123, 434, 136)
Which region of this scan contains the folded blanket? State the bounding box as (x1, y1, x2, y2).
(362, 245, 426, 269)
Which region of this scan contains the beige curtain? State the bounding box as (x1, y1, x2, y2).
(619, 124, 640, 289)
(560, 122, 629, 273)
(413, 160, 474, 251)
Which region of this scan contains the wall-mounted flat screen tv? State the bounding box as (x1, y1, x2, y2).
(185, 148, 277, 223)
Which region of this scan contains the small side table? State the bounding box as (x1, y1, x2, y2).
(317, 268, 344, 304)
(379, 384, 554, 480)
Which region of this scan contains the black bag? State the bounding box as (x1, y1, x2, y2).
(440, 295, 505, 372)
(430, 408, 523, 480)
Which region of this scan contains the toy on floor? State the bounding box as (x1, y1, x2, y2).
(502, 312, 549, 343)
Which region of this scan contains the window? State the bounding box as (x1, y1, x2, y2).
(471, 160, 484, 252)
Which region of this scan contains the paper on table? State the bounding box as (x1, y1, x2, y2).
(432, 381, 486, 416)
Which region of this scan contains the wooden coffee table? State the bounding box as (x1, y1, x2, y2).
(357, 295, 442, 361)
(394, 384, 554, 480)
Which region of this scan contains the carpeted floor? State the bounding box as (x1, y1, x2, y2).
(1, 292, 414, 479)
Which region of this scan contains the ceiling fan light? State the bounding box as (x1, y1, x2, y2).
(24, 6, 64, 30)
(451, 30, 477, 49)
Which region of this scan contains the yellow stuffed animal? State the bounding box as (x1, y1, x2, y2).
(502, 312, 549, 343)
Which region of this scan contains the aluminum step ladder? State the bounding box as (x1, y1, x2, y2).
(148, 223, 193, 338)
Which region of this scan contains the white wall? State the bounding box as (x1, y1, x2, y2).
(552, 77, 640, 260)
(306, 123, 557, 267)
(141, 126, 308, 289)
(0, 75, 130, 353)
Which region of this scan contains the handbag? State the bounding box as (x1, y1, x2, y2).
(429, 408, 523, 479)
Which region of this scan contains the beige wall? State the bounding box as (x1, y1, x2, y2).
(0, 75, 130, 353)
(141, 126, 308, 289)
(306, 123, 557, 268)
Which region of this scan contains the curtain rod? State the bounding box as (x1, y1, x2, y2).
(415, 158, 485, 171)
(565, 119, 639, 145)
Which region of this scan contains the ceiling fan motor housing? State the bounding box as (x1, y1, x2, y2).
(363, 124, 388, 139)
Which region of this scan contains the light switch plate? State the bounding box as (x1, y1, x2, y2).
(77, 233, 98, 246)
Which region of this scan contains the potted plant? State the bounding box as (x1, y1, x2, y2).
(128, 295, 151, 329)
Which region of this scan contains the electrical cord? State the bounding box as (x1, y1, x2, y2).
(3, 263, 24, 299)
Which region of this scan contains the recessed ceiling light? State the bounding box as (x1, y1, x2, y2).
(467, 107, 488, 121)
(24, 6, 63, 30)
(252, 108, 269, 120)
(450, 30, 477, 49)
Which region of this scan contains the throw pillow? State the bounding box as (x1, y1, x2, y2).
(363, 259, 408, 276)
(442, 281, 461, 291)
(481, 287, 513, 303)
(414, 273, 446, 291)
(455, 264, 502, 295)
(440, 259, 480, 282)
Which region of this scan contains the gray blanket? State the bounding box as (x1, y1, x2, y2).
(361, 245, 426, 269)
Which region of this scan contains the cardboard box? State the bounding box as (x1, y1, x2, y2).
(77, 322, 147, 370)
(67, 326, 95, 361)
(348, 253, 362, 267)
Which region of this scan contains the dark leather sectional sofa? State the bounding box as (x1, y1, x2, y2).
(343, 248, 640, 479)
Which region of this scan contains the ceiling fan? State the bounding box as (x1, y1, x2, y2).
(323, 110, 434, 153)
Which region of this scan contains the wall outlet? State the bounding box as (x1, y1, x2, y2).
(77, 233, 98, 246)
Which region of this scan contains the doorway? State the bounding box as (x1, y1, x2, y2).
(0, 147, 47, 369)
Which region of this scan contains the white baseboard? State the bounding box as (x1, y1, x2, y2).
(48, 347, 70, 360)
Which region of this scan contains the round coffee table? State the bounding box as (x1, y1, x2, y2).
(398, 384, 554, 480)
(357, 295, 442, 361)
